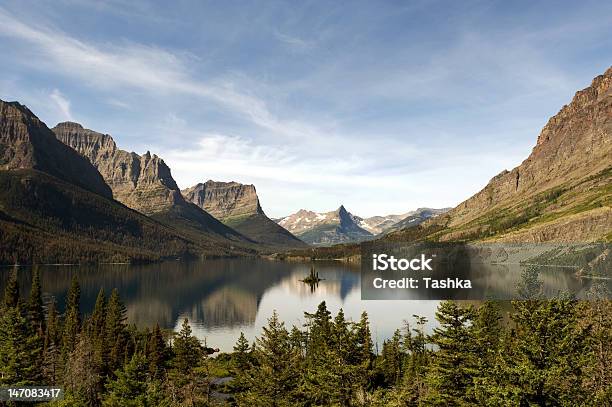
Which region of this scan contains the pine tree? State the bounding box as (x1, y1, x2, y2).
(3, 266, 19, 309)
(28, 267, 45, 336)
(238, 311, 299, 406)
(380, 329, 403, 386)
(102, 353, 158, 407)
(424, 301, 477, 406)
(172, 318, 202, 374)
(396, 316, 430, 405)
(499, 298, 590, 406)
(581, 299, 612, 405)
(0, 305, 43, 385)
(147, 323, 168, 379)
(233, 332, 251, 371)
(43, 297, 61, 385)
(104, 288, 127, 372)
(61, 277, 81, 360)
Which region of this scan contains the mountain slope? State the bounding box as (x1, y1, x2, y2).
(0, 100, 249, 264)
(53, 122, 251, 245)
(277, 206, 373, 245)
(182, 181, 307, 248)
(387, 67, 612, 243)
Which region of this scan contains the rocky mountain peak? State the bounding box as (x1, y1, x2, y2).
(53, 122, 182, 214)
(0, 99, 112, 198)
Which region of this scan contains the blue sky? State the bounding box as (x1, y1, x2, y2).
(1, 0, 610, 217)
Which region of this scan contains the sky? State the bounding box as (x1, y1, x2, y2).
(0, 1, 611, 218)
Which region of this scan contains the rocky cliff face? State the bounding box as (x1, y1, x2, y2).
(0, 101, 112, 198)
(53, 123, 251, 244)
(449, 67, 611, 227)
(387, 67, 612, 243)
(277, 205, 373, 245)
(54, 122, 182, 214)
(182, 181, 263, 221)
(183, 181, 306, 248)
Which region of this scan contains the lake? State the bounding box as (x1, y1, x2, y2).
(0, 259, 442, 352)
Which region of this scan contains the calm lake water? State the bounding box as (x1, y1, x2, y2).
(0, 259, 443, 352)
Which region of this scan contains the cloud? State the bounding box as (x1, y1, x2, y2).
(49, 89, 73, 121)
(0, 7, 315, 139)
(274, 31, 315, 51)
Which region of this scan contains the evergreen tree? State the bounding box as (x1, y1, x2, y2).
(105, 288, 127, 372)
(233, 331, 251, 371)
(396, 316, 430, 405)
(61, 276, 81, 360)
(581, 299, 612, 405)
(380, 329, 403, 386)
(0, 305, 43, 385)
(494, 298, 590, 406)
(147, 323, 168, 379)
(43, 297, 61, 384)
(172, 318, 202, 374)
(424, 301, 476, 406)
(28, 267, 45, 336)
(102, 353, 165, 407)
(3, 267, 19, 309)
(238, 311, 299, 406)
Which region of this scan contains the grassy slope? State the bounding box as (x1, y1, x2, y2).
(223, 213, 308, 250)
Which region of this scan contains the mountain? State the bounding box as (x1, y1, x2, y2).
(276, 205, 373, 245)
(1, 102, 112, 198)
(182, 181, 307, 249)
(354, 213, 409, 234)
(53, 122, 250, 245)
(0, 100, 249, 264)
(356, 208, 450, 235)
(386, 67, 612, 243)
(381, 208, 451, 234)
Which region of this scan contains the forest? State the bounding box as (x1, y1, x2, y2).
(0, 268, 610, 406)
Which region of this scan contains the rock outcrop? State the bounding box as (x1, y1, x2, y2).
(54, 122, 182, 214)
(183, 181, 306, 248)
(182, 181, 263, 221)
(53, 123, 250, 243)
(0, 101, 112, 198)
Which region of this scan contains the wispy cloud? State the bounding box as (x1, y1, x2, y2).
(0, 7, 315, 139)
(49, 89, 73, 121)
(274, 31, 315, 51)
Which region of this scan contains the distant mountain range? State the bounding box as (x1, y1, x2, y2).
(276, 205, 448, 245)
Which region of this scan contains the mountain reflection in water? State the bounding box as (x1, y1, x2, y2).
(0, 259, 440, 351)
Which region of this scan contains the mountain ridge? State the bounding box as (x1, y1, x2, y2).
(53, 122, 251, 245)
